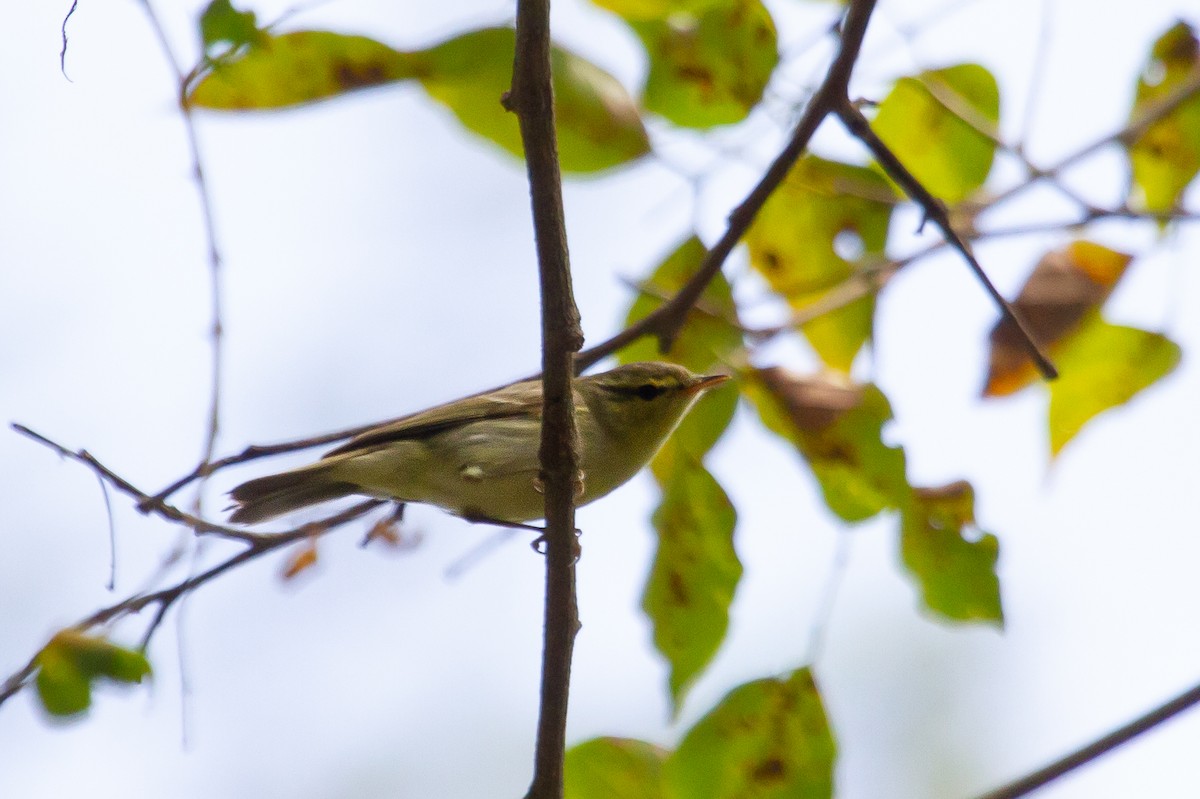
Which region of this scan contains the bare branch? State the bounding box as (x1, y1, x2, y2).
(136, 0, 226, 488)
(974, 679, 1200, 799)
(835, 100, 1058, 379)
(506, 0, 584, 796)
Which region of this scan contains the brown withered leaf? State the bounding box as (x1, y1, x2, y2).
(754, 366, 865, 432)
(984, 241, 1132, 396)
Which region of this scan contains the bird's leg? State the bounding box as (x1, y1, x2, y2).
(359, 501, 413, 548)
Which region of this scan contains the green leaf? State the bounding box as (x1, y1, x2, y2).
(566, 737, 667, 799)
(1127, 22, 1200, 214)
(187, 31, 416, 109)
(745, 368, 908, 522)
(872, 64, 1000, 203)
(634, 0, 778, 128)
(900, 482, 1003, 625)
(644, 460, 740, 712)
(621, 236, 745, 373)
(663, 668, 836, 799)
(198, 0, 266, 54)
(34, 631, 152, 718)
(651, 380, 737, 480)
(187, 26, 649, 174)
(745, 156, 895, 371)
(590, 0, 727, 22)
(416, 28, 650, 174)
(621, 235, 741, 474)
(1048, 314, 1181, 456)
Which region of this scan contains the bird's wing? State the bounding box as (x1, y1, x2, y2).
(322, 378, 541, 458)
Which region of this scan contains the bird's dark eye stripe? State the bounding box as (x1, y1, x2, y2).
(598, 382, 669, 400)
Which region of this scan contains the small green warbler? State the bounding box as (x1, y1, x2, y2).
(228, 361, 729, 525)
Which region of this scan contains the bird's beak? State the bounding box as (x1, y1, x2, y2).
(688, 373, 732, 394)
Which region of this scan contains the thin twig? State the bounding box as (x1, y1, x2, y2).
(834, 100, 1058, 379)
(989, 64, 1200, 209)
(13, 424, 305, 545)
(974, 679, 1200, 799)
(136, 0, 226, 484)
(0, 494, 379, 710)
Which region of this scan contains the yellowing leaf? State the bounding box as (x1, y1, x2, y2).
(415, 28, 650, 174)
(745, 157, 896, 371)
(1048, 314, 1181, 456)
(591, 0, 726, 22)
(901, 482, 1003, 625)
(565, 737, 667, 799)
(188, 26, 649, 174)
(634, 0, 778, 128)
(35, 630, 151, 718)
(984, 241, 1133, 396)
(188, 31, 416, 109)
(621, 237, 745, 373)
(872, 64, 1000, 203)
(1127, 22, 1200, 214)
(663, 668, 835, 799)
(644, 461, 740, 712)
(745, 368, 908, 522)
(622, 236, 741, 475)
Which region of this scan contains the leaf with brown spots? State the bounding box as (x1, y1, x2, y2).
(983, 240, 1133, 396)
(745, 367, 909, 522)
(745, 157, 897, 371)
(632, 0, 778, 129)
(663, 667, 836, 799)
(643, 459, 740, 713)
(188, 31, 416, 109)
(901, 481, 1003, 625)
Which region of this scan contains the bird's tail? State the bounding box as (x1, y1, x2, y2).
(228, 461, 358, 524)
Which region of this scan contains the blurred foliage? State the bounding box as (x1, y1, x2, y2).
(34, 631, 150, 717)
(1127, 21, 1200, 214)
(745, 157, 896, 371)
(189, 25, 648, 174)
(871, 63, 999, 203)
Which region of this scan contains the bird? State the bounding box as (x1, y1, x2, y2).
(228, 361, 730, 526)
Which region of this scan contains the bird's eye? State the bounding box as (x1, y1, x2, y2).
(635, 383, 665, 400)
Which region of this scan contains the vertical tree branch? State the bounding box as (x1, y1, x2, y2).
(506, 1, 585, 797)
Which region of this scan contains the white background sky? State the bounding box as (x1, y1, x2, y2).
(2, 0, 1200, 797)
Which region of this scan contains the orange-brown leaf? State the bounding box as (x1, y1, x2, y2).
(281, 539, 319, 580)
(983, 241, 1132, 396)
